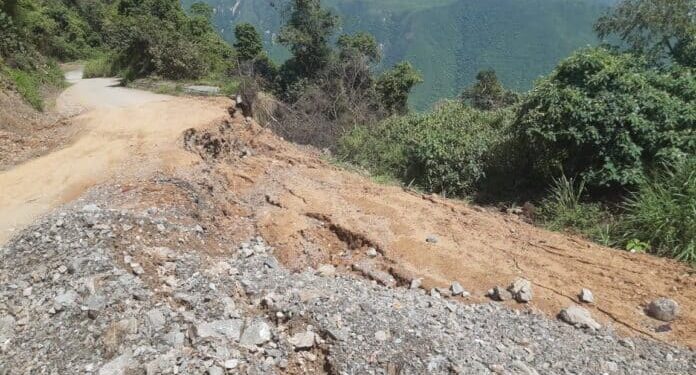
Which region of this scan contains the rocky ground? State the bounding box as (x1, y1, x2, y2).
(1, 193, 694, 374)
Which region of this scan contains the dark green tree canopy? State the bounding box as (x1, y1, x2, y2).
(514, 47, 696, 191)
(337, 32, 380, 63)
(189, 2, 213, 21)
(595, 0, 696, 63)
(461, 69, 518, 110)
(234, 22, 264, 61)
(278, 0, 339, 80)
(376, 61, 423, 115)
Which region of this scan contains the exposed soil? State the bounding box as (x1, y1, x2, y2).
(1, 72, 694, 354)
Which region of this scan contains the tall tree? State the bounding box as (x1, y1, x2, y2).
(376, 62, 422, 115)
(461, 69, 518, 110)
(595, 0, 695, 63)
(189, 2, 213, 21)
(278, 0, 338, 80)
(234, 22, 263, 61)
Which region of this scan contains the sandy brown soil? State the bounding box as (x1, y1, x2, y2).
(1, 74, 694, 350)
(180, 115, 696, 349)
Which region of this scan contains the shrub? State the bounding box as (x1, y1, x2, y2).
(8, 68, 42, 110)
(514, 47, 696, 192)
(338, 102, 513, 197)
(83, 53, 116, 78)
(620, 158, 696, 262)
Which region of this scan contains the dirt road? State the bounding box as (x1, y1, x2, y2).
(1, 72, 694, 350)
(0, 71, 228, 243)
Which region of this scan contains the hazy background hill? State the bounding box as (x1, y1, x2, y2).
(182, 0, 614, 110)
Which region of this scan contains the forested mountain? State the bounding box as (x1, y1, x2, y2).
(181, 0, 614, 109)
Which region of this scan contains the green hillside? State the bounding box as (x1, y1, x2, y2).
(181, 0, 612, 110)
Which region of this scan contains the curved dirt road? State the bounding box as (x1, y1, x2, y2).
(0, 71, 228, 243)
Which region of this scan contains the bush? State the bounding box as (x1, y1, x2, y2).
(8, 68, 42, 110)
(620, 158, 696, 262)
(514, 47, 696, 192)
(83, 53, 116, 78)
(338, 102, 513, 197)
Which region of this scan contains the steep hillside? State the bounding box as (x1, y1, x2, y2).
(182, 0, 613, 109)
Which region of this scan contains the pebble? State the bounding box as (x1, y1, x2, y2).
(558, 305, 601, 330)
(450, 282, 467, 297)
(289, 331, 316, 349)
(410, 278, 422, 290)
(579, 288, 594, 304)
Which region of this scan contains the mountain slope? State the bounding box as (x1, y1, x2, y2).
(183, 0, 612, 109)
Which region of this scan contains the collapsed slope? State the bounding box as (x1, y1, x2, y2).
(0, 76, 695, 373)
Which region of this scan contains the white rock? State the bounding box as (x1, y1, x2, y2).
(240, 321, 271, 346)
(559, 305, 601, 330)
(374, 330, 388, 341)
(646, 298, 679, 322)
(579, 288, 594, 304)
(224, 359, 239, 369)
(410, 278, 422, 289)
(289, 331, 316, 349)
(318, 264, 336, 277)
(508, 278, 533, 303)
(450, 282, 467, 297)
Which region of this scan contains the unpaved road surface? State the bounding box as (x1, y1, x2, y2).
(0, 71, 228, 243)
(0, 72, 694, 374)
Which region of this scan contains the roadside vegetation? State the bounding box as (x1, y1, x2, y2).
(338, 0, 696, 263)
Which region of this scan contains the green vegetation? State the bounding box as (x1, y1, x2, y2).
(83, 53, 116, 78)
(184, 0, 611, 109)
(620, 158, 696, 262)
(338, 0, 696, 264)
(338, 102, 512, 197)
(514, 47, 695, 192)
(376, 62, 423, 115)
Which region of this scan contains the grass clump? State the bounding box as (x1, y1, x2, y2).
(620, 159, 696, 263)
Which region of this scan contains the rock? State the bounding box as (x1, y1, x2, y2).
(559, 305, 601, 330)
(289, 331, 316, 350)
(146, 309, 166, 331)
(488, 286, 512, 301)
(426, 235, 439, 244)
(54, 290, 79, 310)
(579, 288, 594, 304)
(207, 366, 224, 375)
(450, 282, 467, 297)
(82, 204, 101, 213)
(366, 247, 379, 257)
(318, 264, 336, 277)
(374, 330, 388, 341)
(98, 350, 133, 375)
(164, 329, 185, 347)
(195, 320, 243, 341)
(410, 278, 422, 290)
(508, 278, 533, 303)
(240, 321, 271, 346)
(646, 298, 679, 322)
(224, 359, 239, 369)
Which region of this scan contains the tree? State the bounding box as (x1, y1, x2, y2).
(376, 62, 423, 115)
(189, 2, 213, 21)
(337, 32, 380, 64)
(461, 69, 518, 110)
(594, 0, 695, 63)
(513, 47, 696, 191)
(278, 0, 338, 80)
(234, 22, 263, 61)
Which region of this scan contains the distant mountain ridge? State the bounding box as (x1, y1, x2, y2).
(181, 0, 614, 110)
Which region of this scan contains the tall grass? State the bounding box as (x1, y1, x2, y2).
(620, 159, 696, 263)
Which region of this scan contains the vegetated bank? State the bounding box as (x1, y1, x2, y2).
(338, 0, 696, 263)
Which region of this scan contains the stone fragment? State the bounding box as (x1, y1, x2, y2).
(559, 305, 601, 330)
(289, 331, 316, 349)
(450, 282, 467, 297)
(240, 321, 271, 346)
(579, 288, 594, 304)
(366, 247, 379, 257)
(352, 260, 396, 287)
(410, 278, 422, 290)
(195, 320, 243, 341)
(318, 264, 336, 277)
(207, 366, 223, 375)
(646, 298, 679, 322)
(374, 330, 388, 341)
(224, 359, 239, 369)
(147, 309, 166, 331)
(426, 236, 439, 244)
(488, 286, 512, 301)
(508, 278, 533, 303)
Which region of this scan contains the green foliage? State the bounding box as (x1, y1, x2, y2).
(234, 23, 264, 61)
(625, 238, 650, 253)
(7, 68, 43, 110)
(538, 174, 616, 245)
(595, 0, 695, 64)
(189, 2, 213, 20)
(338, 102, 512, 196)
(277, 0, 339, 82)
(337, 32, 380, 63)
(514, 47, 696, 191)
(376, 62, 422, 115)
(620, 158, 696, 262)
(461, 69, 519, 110)
(83, 53, 116, 78)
